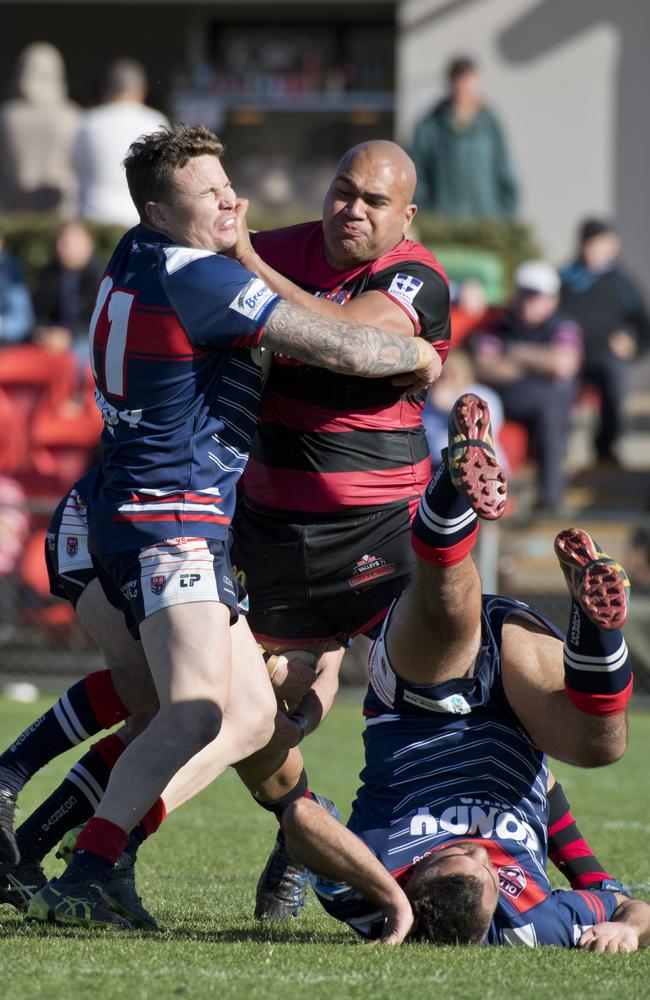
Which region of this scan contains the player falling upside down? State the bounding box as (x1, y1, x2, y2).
(274, 393, 646, 949)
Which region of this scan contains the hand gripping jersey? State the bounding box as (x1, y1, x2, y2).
(315, 595, 619, 946)
(87, 225, 281, 555)
(242, 221, 450, 514)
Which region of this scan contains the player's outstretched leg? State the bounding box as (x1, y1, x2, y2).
(556, 527, 633, 720)
(447, 392, 507, 519)
(555, 528, 630, 630)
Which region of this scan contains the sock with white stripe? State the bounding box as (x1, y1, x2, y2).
(411, 460, 479, 567)
(15, 733, 124, 863)
(563, 601, 633, 715)
(0, 670, 130, 797)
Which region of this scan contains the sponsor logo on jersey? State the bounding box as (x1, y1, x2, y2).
(348, 553, 395, 590)
(232, 564, 247, 588)
(499, 864, 527, 899)
(121, 580, 138, 600)
(46, 531, 56, 552)
(408, 800, 540, 851)
(151, 575, 167, 595)
(402, 689, 471, 715)
(229, 278, 277, 321)
(65, 537, 79, 557)
(387, 273, 423, 309)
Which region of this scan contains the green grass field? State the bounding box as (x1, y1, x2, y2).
(0, 694, 649, 1000)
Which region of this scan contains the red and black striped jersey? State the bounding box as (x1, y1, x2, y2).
(242, 221, 450, 514)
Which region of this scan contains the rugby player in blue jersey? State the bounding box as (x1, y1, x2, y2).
(276, 393, 649, 949)
(15, 124, 440, 928)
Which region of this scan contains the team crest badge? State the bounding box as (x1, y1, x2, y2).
(151, 575, 167, 595)
(66, 537, 79, 557)
(498, 864, 527, 899)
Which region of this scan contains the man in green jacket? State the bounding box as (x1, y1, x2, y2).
(410, 56, 518, 220)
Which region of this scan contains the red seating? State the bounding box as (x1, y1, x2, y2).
(0, 347, 99, 496)
(497, 420, 530, 473)
(18, 528, 75, 626)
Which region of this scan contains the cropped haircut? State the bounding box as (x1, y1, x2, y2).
(407, 873, 491, 945)
(123, 124, 225, 222)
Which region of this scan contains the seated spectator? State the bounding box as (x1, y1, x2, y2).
(72, 58, 169, 228)
(410, 55, 518, 220)
(470, 261, 582, 513)
(0, 233, 34, 344)
(32, 220, 104, 362)
(422, 348, 505, 469)
(560, 218, 650, 466)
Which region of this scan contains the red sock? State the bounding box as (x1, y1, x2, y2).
(140, 798, 167, 838)
(76, 816, 129, 865)
(84, 670, 131, 729)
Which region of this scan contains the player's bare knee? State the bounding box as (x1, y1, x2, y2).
(164, 699, 224, 757)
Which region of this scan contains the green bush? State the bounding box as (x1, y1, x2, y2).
(413, 214, 541, 291)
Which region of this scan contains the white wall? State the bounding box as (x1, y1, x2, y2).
(397, 0, 649, 292)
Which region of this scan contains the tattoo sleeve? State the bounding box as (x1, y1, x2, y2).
(262, 300, 429, 377)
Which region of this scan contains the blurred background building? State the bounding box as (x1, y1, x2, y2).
(0, 0, 648, 691)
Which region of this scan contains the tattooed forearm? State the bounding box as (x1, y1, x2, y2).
(262, 301, 431, 378)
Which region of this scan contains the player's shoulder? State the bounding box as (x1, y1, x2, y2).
(253, 220, 321, 256)
(368, 239, 448, 286)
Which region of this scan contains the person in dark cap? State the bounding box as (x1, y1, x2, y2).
(410, 55, 518, 219)
(560, 218, 650, 465)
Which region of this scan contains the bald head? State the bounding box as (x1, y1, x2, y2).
(322, 141, 418, 269)
(336, 141, 417, 203)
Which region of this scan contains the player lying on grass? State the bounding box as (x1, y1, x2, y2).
(275, 393, 647, 949)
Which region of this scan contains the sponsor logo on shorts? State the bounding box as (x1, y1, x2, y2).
(498, 864, 527, 899)
(46, 531, 56, 552)
(151, 575, 167, 595)
(229, 277, 277, 321)
(180, 573, 201, 588)
(65, 537, 79, 557)
(387, 273, 423, 309)
(348, 553, 395, 590)
(121, 580, 138, 600)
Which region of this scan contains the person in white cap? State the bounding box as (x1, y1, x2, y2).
(470, 260, 583, 512)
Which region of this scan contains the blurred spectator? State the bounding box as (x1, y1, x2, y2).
(471, 261, 582, 513)
(32, 220, 104, 360)
(410, 55, 518, 219)
(449, 277, 504, 348)
(0, 233, 35, 344)
(560, 218, 650, 466)
(422, 348, 505, 468)
(72, 59, 170, 228)
(0, 42, 80, 214)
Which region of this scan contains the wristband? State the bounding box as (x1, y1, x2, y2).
(290, 711, 310, 743)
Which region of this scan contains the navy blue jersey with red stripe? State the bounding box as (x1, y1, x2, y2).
(314, 595, 620, 945)
(87, 225, 281, 554)
(242, 221, 450, 514)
